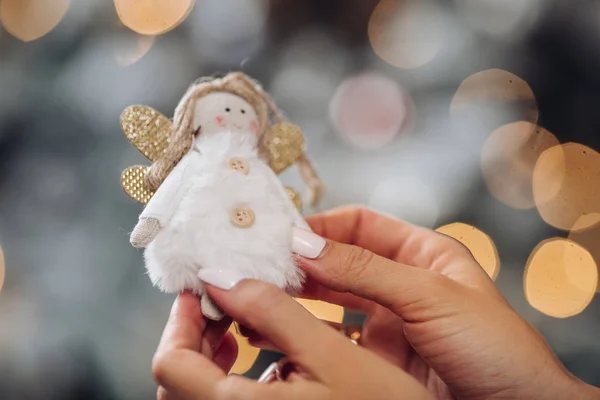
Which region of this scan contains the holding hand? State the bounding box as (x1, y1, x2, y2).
(130, 217, 161, 248)
(287, 207, 598, 400)
(153, 278, 432, 400)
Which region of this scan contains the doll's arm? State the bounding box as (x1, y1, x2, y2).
(140, 154, 191, 225)
(130, 155, 192, 248)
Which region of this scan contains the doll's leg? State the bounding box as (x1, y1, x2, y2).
(201, 294, 225, 321)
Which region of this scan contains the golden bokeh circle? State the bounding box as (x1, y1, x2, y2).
(524, 238, 597, 318)
(450, 69, 538, 125)
(533, 143, 600, 232)
(295, 298, 345, 323)
(568, 219, 600, 293)
(0, 0, 70, 42)
(227, 324, 260, 375)
(481, 121, 559, 209)
(115, 0, 195, 35)
(368, 0, 444, 69)
(115, 34, 155, 67)
(436, 223, 500, 280)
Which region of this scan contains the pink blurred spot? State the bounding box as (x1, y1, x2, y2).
(329, 72, 410, 150)
(250, 120, 259, 135)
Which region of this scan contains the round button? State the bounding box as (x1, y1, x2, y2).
(228, 157, 249, 175)
(231, 206, 255, 228)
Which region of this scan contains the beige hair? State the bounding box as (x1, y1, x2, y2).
(145, 72, 286, 191)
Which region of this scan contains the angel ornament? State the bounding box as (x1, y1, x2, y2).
(120, 72, 323, 320)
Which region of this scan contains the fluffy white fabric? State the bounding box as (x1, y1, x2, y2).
(139, 130, 310, 318)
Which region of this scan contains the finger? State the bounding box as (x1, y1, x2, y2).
(202, 277, 346, 381)
(213, 332, 238, 373)
(202, 316, 232, 359)
(153, 348, 225, 400)
(295, 237, 483, 322)
(157, 292, 207, 354)
(157, 386, 177, 400)
(247, 320, 343, 352)
(218, 376, 328, 400)
(306, 206, 485, 283)
(299, 276, 374, 313)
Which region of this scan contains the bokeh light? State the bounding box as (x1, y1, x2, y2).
(568, 220, 600, 292)
(296, 299, 344, 323)
(368, 0, 444, 69)
(436, 223, 500, 280)
(450, 69, 538, 125)
(228, 324, 260, 375)
(455, 0, 543, 40)
(524, 238, 597, 318)
(533, 143, 600, 232)
(114, 34, 155, 67)
(0, 0, 70, 42)
(329, 72, 409, 150)
(481, 121, 559, 209)
(115, 0, 194, 35)
(369, 177, 438, 228)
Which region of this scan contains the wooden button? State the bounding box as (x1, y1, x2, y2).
(231, 206, 255, 228)
(228, 157, 249, 175)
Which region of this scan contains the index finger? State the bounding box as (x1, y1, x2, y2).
(204, 278, 347, 382)
(306, 206, 473, 270)
(156, 292, 231, 358)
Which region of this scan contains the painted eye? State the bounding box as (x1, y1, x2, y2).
(241, 109, 246, 114)
(225, 108, 231, 112)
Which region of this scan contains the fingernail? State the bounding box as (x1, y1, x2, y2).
(292, 227, 326, 259)
(198, 269, 244, 290)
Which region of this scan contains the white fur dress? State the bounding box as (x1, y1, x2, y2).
(140, 130, 309, 302)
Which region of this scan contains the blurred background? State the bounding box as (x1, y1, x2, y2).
(1, 0, 600, 398)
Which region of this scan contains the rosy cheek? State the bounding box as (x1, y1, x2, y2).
(250, 120, 258, 135)
(215, 116, 226, 127)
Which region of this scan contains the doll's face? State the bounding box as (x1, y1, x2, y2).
(192, 92, 260, 137)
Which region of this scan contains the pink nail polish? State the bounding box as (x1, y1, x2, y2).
(292, 227, 326, 259)
(198, 269, 244, 290)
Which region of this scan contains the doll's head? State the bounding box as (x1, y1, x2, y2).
(145, 72, 283, 191)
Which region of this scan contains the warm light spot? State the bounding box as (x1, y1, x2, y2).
(329, 72, 409, 150)
(568, 219, 600, 292)
(228, 324, 260, 375)
(481, 122, 559, 209)
(524, 238, 597, 318)
(450, 69, 538, 125)
(436, 223, 500, 280)
(0, 245, 4, 293)
(115, 34, 155, 66)
(0, 0, 70, 42)
(368, 0, 444, 69)
(533, 143, 600, 232)
(115, 0, 195, 35)
(296, 299, 344, 323)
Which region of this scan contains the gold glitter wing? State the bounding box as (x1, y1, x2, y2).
(120, 105, 172, 162)
(266, 122, 305, 174)
(121, 165, 154, 205)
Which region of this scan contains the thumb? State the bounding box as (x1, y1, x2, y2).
(292, 228, 467, 322)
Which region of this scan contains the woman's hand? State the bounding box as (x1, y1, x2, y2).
(279, 206, 599, 400)
(153, 278, 432, 400)
(154, 292, 235, 400)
